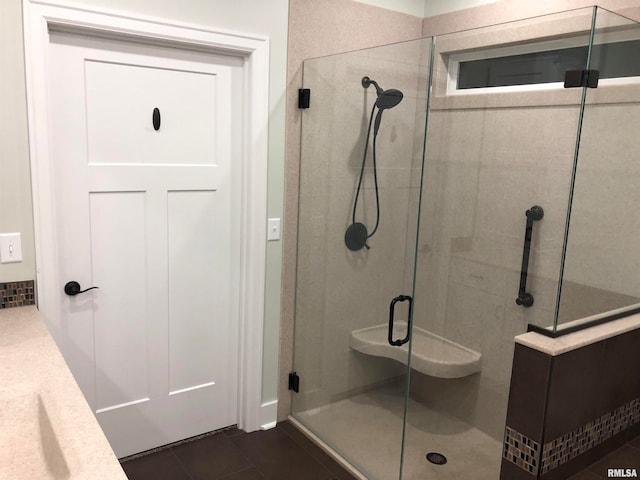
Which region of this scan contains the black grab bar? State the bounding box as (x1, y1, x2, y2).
(516, 206, 544, 307)
(388, 295, 413, 346)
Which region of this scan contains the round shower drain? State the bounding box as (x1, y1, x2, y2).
(426, 452, 447, 465)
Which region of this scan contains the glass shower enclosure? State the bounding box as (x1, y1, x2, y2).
(291, 7, 640, 480)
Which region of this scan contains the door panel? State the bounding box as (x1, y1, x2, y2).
(47, 31, 241, 457)
(167, 190, 226, 394)
(90, 191, 149, 412)
(85, 60, 218, 165)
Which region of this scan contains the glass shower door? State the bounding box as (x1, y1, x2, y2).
(554, 8, 640, 331)
(291, 38, 432, 480)
(402, 9, 596, 480)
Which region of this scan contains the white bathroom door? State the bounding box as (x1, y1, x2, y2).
(46, 31, 242, 457)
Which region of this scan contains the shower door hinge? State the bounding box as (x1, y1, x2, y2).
(564, 69, 599, 88)
(288, 372, 300, 392)
(298, 89, 310, 109)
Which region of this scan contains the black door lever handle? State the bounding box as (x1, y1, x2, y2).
(64, 281, 99, 296)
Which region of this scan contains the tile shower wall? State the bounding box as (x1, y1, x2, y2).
(280, 0, 425, 421)
(501, 328, 640, 479)
(0, 281, 36, 309)
(292, 39, 430, 411)
(408, 104, 580, 441)
(557, 102, 640, 318)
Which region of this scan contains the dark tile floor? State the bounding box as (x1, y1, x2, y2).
(120, 421, 358, 480)
(122, 422, 640, 480)
(569, 434, 640, 479)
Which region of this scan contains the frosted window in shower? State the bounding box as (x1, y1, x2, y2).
(455, 38, 640, 90)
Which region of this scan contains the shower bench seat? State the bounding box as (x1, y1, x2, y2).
(350, 322, 481, 378)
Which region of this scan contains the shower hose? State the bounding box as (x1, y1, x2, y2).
(351, 103, 381, 241)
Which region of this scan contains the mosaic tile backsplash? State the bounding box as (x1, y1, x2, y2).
(505, 396, 640, 476)
(504, 426, 540, 475)
(0, 280, 36, 309)
(541, 397, 640, 474)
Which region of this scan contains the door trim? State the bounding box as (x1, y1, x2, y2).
(23, 0, 270, 433)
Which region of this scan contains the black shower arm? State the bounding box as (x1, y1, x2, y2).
(362, 76, 383, 96)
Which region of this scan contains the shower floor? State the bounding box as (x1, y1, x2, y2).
(294, 384, 502, 480)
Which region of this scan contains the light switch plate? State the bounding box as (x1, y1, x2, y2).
(267, 218, 281, 241)
(0, 233, 23, 263)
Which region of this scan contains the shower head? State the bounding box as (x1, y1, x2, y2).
(376, 89, 403, 110)
(362, 76, 404, 110)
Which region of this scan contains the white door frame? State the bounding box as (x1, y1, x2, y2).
(23, 0, 270, 433)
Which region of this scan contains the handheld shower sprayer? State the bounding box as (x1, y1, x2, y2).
(345, 76, 404, 252)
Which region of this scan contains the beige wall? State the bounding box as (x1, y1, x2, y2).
(354, 0, 427, 17)
(1, 0, 287, 406)
(0, 0, 36, 283)
(422, 0, 640, 36)
(353, 0, 502, 18)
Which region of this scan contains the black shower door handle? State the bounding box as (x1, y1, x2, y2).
(516, 206, 544, 307)
(388, 295, 413, 346)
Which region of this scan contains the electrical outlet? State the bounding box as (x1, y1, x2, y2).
(0, 233, 23, 263)
(267, 218, 281, 241)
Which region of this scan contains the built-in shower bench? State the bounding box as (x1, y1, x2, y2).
(349, 322, 481, 378)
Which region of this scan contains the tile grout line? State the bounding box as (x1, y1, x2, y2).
(277, 422, 311, 446)
(626, 441, 640, 452)
(287, 416, 368, 480)
(168, 431, 259, 480)
(280, 422, 356, 480)
(254, 423, 341, 480)
(216, 466, 267, 480)
(279, 425, 338, 479)
(168, 447, 197, 480)
(216, 431, 267, 479)
(226, 428, 277, 477)
(580, 437, 640, 479)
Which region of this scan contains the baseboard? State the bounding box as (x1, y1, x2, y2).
(260, 399, 278, 430)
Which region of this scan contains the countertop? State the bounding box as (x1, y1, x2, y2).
(0, 305, 128, 480)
